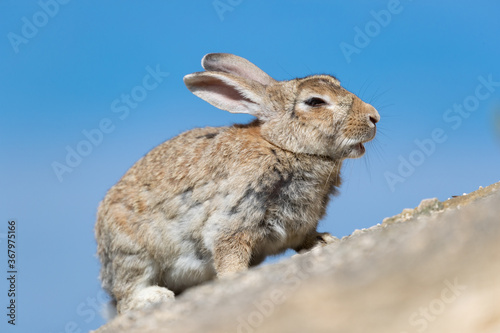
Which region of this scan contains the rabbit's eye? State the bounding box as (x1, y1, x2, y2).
(304, 97, 327, 107)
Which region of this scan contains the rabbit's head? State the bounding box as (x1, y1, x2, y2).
(184, 53, 379, 159)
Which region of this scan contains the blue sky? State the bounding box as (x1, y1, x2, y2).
(1, 1, 499, 332)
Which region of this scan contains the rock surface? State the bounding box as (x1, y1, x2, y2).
(95, 182, 500, 333)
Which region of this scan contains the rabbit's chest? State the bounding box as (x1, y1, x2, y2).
(252, 176, 332, 248)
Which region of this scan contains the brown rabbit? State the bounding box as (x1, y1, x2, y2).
(95, 53, 379, 314)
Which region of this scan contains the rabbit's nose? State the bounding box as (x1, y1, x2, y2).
(369, 114, 379, 124)
(366, 105, 380, 126)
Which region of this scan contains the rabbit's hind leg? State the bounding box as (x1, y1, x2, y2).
(111, 252, 174, 314)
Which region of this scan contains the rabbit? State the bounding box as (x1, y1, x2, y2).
(95, 53, 380, 314)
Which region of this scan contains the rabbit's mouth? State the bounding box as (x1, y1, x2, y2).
(337, 137, 369, 158)
(339, 141, 366, 159)
(349, 142, 365, 157)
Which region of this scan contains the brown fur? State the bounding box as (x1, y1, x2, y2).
(95, 53, 379, 314)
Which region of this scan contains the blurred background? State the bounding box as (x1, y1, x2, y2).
(1, 1, 499, 332)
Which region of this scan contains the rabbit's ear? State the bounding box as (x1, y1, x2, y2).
(201, 53, 276, 86)
(184, 71, 272, 119)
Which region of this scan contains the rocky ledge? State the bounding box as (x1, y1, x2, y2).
(96, 181, 500, 333)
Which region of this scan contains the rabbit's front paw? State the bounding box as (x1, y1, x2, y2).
(315, 232, 339, 246)
(294, 231, 339, 254)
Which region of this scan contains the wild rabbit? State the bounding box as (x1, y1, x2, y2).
(95, 53, 379, 314)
